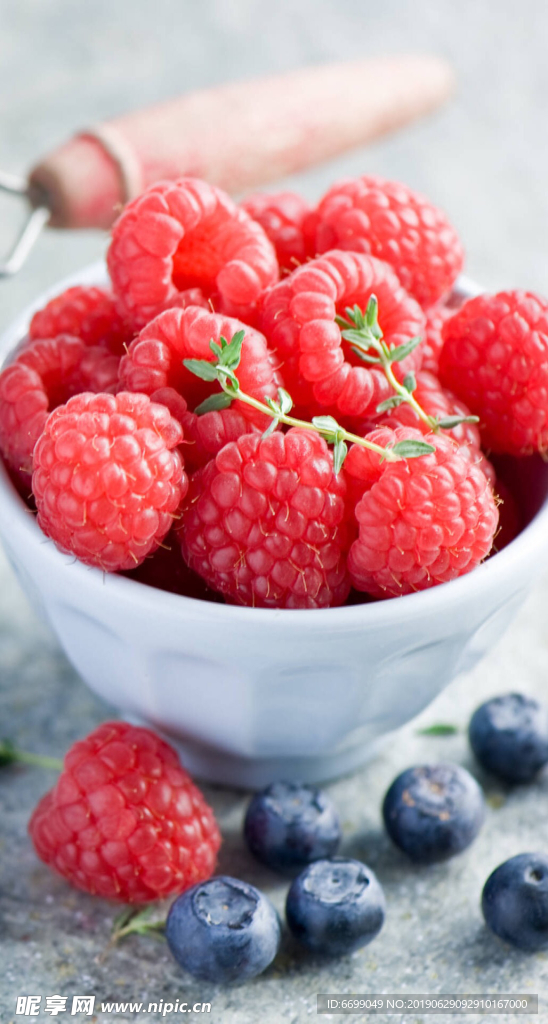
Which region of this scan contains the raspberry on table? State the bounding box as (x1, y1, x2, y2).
(259, 250, 425, 420)
(32, 391, 187, 572)
(241, 191, 312, 274)
(178, 429, 353, 609)
(107, 177, 278, 329)
(29, 285, 133, 355)
(439, 290, 548, 454)
(0, 335, 120, 479)
(28, 720, 220, 903)
(309, 176, 464, 307)
(346, 426, 499, 598)
(119, 305, 281, 428)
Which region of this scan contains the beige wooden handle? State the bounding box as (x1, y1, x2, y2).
(29, 55, 454, 229)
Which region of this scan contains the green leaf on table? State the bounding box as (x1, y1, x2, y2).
(417, 723, 459, 736)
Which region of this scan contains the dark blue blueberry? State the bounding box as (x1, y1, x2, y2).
(382, 763, 485, 863)
(285, 857, 385, 956)
(469, 693, 548, 783)
(166, 875, 281, 983)
(244, 781, 341, 873)
(482, 853, 548, 951)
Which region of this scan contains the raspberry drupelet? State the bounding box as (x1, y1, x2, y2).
(107, 178, 278, 329)
(29, 285, 133, 355)
(29, 721, 220, 903)
(308, 176, 464, 308)
(32, 391, 187, 572)
(178, 429, 353, 609)
(421, 303, 453, 375)
(119, 305, 281, 428)
(259, 250, 425, 420)
(346, 427, 498, 598)
(439, 290, 548, 454)
(241, 191, 312, 274)
(0, 335, 120, 480)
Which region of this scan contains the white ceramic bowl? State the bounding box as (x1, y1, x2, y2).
(1, 264, 548, 789)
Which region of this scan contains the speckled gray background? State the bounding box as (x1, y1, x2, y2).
(1, 1, 548, 1022)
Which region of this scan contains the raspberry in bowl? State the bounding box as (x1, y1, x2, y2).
(1, 247, 548, 787)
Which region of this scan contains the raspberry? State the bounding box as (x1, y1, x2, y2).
(107, 178, 278, 329)
(179, 429, 353, 609)
(346, 427, 498, 597)
(28, 721, 220, 903)
(0, 336, 120, 478)
(29, 286, 132, 355)
(259, 251, 425, 419)
(241, 191, 311, 274)
(421, 304, 453, 374)
(123, 531, 224, 601)
(32, 391, 187, 572)
(439, 291, 548, 454)
(119, 306, 280, 429)
(309, 176, 464, 307)
(181, 407, 260, 474)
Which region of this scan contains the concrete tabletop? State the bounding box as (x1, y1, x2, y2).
(1, 2, 548, 1021)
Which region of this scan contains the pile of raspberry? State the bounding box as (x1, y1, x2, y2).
(1, 172, 539, 608)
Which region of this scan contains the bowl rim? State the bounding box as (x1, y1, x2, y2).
(1, 261, 547, 631)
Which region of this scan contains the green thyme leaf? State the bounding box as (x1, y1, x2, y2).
(386, 336, 422, 364)
(376, 395, 404, 413)
(391, 439, 435, 458)
(219, 330, 245, 370)
(311, 415, 341, 437)
(333, 438, 348, 475)
(194, 392, 233, 415)
(183, 358, 219, 382)
(261, 418, 279, 439)
(277, 387, 293, 415)
(417, 723, 459, 736)
(437, 415, 480, 430)
(402, 371, 417, 393)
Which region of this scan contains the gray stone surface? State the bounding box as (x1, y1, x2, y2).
(1, 1, 548, 1021)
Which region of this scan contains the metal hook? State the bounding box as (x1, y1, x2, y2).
(0, 172, 50, 278)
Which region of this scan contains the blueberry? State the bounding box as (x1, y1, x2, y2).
(469, 693, 548, 783)
(166, 876, 281, 983)
(482, 853, 548, 951)
(285, 857, 385, 956)
(244, 781, 341, 872)
(382, 763, 485, 863)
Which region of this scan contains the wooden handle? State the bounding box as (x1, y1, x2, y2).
(29, 55, 454, 230)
